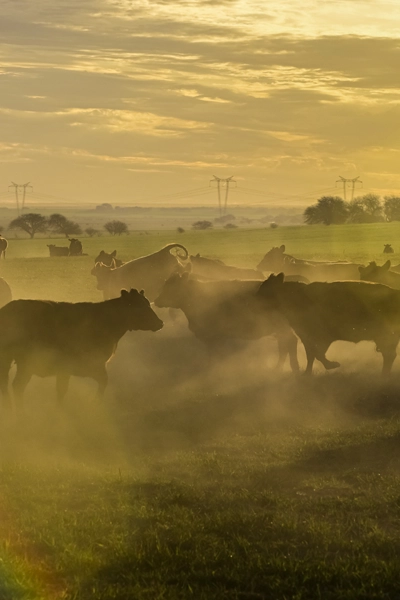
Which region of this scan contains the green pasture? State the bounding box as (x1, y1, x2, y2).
(1, 223, 400, 599)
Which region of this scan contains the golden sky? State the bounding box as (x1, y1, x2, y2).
(1, 0, 400, 206)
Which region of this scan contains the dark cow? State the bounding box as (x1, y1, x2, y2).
(190, 253, 264, 280)
(154, 273, 299, 372)
(0, 289, 163, 408)
(0, 278, 12, 308)
(68, 238, 83, 256)
(257, 245, 361, 281)
(0, 235, 8, 259)
(94, 250, 124, 268)
(359, 260, 400, 289)
(48, 244, 69, 257)
(383, 244, 394, 254)
(257, 273, 400, 375)
(91, 243, 189, 301)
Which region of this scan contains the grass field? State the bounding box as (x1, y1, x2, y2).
(1, 223, 400, 599)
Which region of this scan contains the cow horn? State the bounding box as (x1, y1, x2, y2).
(164, 243, 189, 260)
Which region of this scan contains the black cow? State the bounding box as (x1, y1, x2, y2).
(48, 244, 69, 257)
(68, 238, 83, 256)
(257, 273, 400, 375)
(154, 273, 299, 372)
(0, 289, 163, 408)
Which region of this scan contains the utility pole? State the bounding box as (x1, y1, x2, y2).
(210, 175, 236, 216)
(8, 182, 33, 215)
(336, 176, 362, 202)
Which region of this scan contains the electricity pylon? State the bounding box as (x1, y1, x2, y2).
(336, 176, 362, 201)
(210, 175, 236, 216)
(8, 182, 33, 215)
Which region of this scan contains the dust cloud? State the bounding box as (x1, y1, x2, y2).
(1, 296, 399, 470)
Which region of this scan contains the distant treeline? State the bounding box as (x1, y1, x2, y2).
(304, 194, 400, 225)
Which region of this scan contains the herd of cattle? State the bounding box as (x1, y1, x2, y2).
(2, 239, 400, 406)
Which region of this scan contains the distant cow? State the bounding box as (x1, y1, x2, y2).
(190, 254, 264, 280)
(68, 238, 83, 256)
(48, 244, 69, 257)
(383, 244, 394, 254)
(257, 245, 361, 281)
(94, 250, 124, 268)
(257, 273, 400, 375)
(154, 273, 299, 372)
(0, 278, 12, 308)
(0, 289, 163, 407)
(0, 235, 8, 259)
(91, 243, 189, 301)
(359, 260, 400, 289)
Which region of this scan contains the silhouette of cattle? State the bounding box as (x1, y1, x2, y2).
(383, 244, 394, 254)
(68, 238, 83, 256)
(190, 253, 264, 280)
(359, 260, 400, 289)
(94, 250, 124, 268)
(91, 243, 189, 301)
(48, 244, 69, 257)
(0, 289, 163, 408)
(0, 278, 12, 308)
(257, 273, 400, 375)
(0, 235, 8, 259)
(257, 245, 361, 281)
(154, 272, 299, 372)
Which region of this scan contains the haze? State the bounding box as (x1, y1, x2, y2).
(1, 0, 400, 205)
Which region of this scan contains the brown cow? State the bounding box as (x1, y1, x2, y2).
(154, 273, 299, 372)
(257, 273, 400, 375)
(359, 260, 400, 289)
(91, 243, 188, 301)
(0, 289, 163, 408)
(190, 253, 264, 280)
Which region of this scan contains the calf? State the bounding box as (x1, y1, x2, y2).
(0, 289, 163, 407)
(154, 273, 299, 372)
(257, 273, 400, 375)
(48, 244, 69, 257)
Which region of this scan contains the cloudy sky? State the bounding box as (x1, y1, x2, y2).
(1, 0, 400, 206)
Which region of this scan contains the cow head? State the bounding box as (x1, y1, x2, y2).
(359, 260, 391, 282)
(257, 273, 285, 308)
(91, 262, 113, 291)
(256, 245, 287, 272)
(119, 289, 163, 332)
(95, 250, 117, 266)
(154, 272, 190, 309)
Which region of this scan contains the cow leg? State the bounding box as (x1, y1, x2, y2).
(56, 373, 70, 403)
(376, 335, 398, 376)
(303, 343, 316, 375)
(0, 360, 12, 410)
(276, 332, 299, 372)
(12, 365, 32, 411)
(93, 366, 108, 400)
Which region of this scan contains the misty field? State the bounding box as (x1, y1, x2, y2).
(2, 224, 400, 599)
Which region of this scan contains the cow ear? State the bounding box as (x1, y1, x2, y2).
(276, 272, 285, 284)
(140, 289, 145, 295)
(280, 245, 285, 252)
(120, 289, 128, 297)
(111, 250, 117, 257)
(383, 260, 391, 270)
(196, 253, 200, 258)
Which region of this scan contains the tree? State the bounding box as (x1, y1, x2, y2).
(48, 213, 82, 237)
(303, 196, 348, 225)
(85, 227, 99, 237)
(348, 194, 383, 223)
(9, 213, 48, 238)
(104, 220, 129, 236)
(192, 220, 213, 230)
(384, 196, 400, 222)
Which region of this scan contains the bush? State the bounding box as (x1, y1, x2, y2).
(192, 220, 213, 230)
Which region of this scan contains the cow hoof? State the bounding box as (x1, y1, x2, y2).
(325, 360, 341, 370)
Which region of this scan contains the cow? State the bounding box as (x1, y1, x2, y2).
(257, 273, 400, 375)
(48, 244, 69, 257)
(359, 260, 400, 289)
(154, 272, 300, 372)
(94, 250, 124, 268)
(257, 245, 361, 281)
(68, 238, 83, 256)
(0, 278, 12, 308)
(383, 244, 394, 254)
(91, 243, 189, 301)
(0, 289, 163, 408)
(0, 235, 8, 259)
(189, 254, 264, 280)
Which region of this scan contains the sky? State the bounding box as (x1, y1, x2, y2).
(1, 0, 400, 207)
